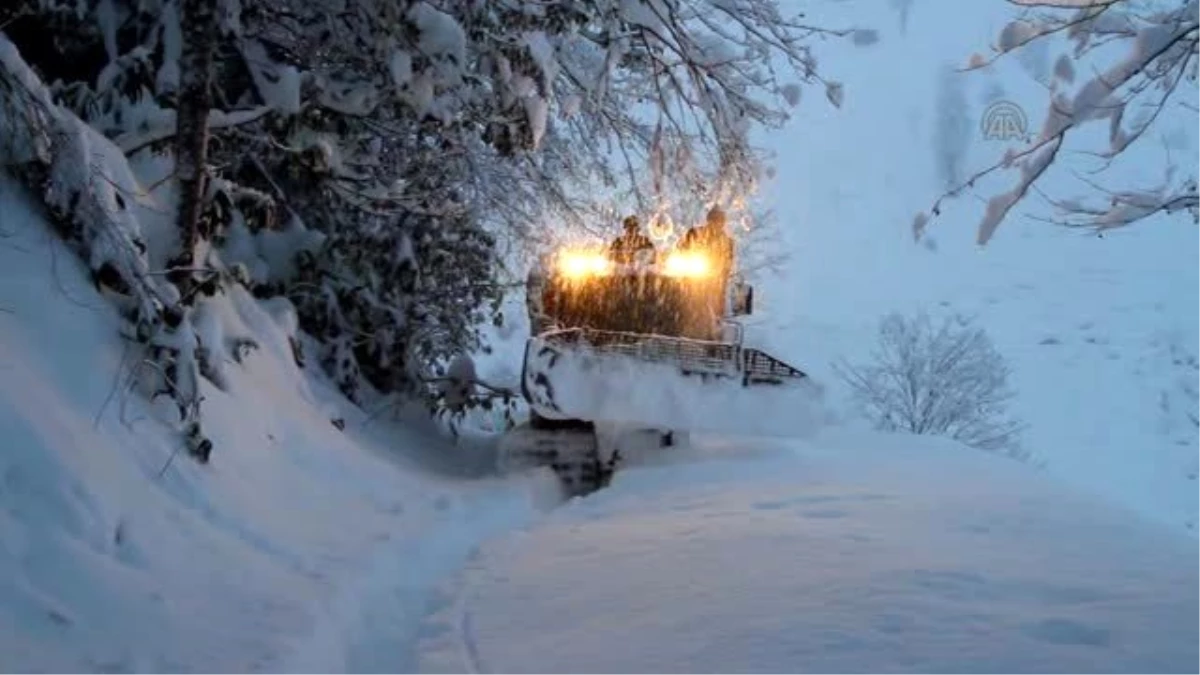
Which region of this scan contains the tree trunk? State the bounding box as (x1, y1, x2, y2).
(170, 0, 219, 299)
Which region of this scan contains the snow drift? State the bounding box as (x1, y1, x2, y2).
(521, 333, 828, 437)
(417, 430, 1199, 674)
(0, 175, 548, 672)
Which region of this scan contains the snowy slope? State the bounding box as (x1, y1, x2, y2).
(416, 429, 1199, 674)
(1, 1, 1196, 668)
(0, 176, 554, 672)
(747, 0, 1199, 532)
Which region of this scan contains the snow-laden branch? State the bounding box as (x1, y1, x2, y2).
(918, 0, 1199, 242)
(116, 105, 273, 155)
(6, 0, 867, 424)
(0, 32, 169, 321)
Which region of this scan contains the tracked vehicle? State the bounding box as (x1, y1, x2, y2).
(498, 238, 817, 495)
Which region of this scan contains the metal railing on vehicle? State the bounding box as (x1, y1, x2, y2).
(536, 327, 807, 385)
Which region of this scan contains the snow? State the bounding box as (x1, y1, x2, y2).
(522, 334, 828, 438)
(559, 93, 582, 118)
(409, 1, 466, 83)
(852, 28, 880, 46)
(0, 175, 549, 672)
(240, 39, 303, 116)
(254, 213, 327, 282)
(113, 105, 273, 155)
(439, 354, 479, 413)
(780, 82, 801, 107)
(978, 137, 1059, 244)
(3, 151, 1197, 670)
(418, 428, 1198, 673)
(154, 59, 180, 96)
(406, 72, 436, 118)
(998, 19, 1038, 52)
(161, 0, 182, 62)
(315, 78, 378, 118)
(1, 1, 1197, 672)
(0, 36, 56, 165)
(824, 80, 845, 108)
(750, 0, 1198, 534)
(511, 73, 537, 98)
(523, 31, 558, 90)
(389, 50, 414, 91)
(524, 96, 549, 149)
(96, 0, 120, 62)
(619, 0, 664, 31)
(15, 92, 171, 315)
(1054, 53, 1075, 83)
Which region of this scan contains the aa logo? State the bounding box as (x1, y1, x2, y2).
(981, 100, 1029, 142)
(647, 211, 675, 241)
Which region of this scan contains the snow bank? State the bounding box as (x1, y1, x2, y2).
(523, 335, 830, 437)
(0, 176, 544, 672)
(417, 428, 1198, 673)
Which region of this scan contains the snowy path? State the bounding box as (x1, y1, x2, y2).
(277, 470, 557, 673)
(0, 176, 557, 673)
(415, 431, 1199, 674)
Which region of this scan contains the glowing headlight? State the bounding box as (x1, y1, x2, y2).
(663, 251, 711, 278)
(557, 250, 611, 279)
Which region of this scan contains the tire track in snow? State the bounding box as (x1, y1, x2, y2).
(276, 472, 558, 673)
(458, 598, 484, 674)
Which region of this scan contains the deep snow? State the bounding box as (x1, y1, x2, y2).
(748, 0, 1199, 534)
(518, 332, 829, 437)
(417, 429, 1199, 674)
(5, 165, 1196, 673)
(0, 176, 555, 672)
(0, 0, 1197, 671)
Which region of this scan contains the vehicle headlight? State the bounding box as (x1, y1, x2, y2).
(557, 250, 611, 279)
(663, 251, 711, 278)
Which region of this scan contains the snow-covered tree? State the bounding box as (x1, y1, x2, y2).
(2, 0, 862, 448)
(916, 0, 1199, 243)
(835, 312, 1028, 461)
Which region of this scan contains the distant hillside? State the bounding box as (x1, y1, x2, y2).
(750, 0, 1199, 532)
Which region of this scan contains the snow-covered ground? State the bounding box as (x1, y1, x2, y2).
(747, 0, 1199, 534)
(5, 165, 1196, 672)
(417, 430, 1199, 674)
(0, 176, 556, 672)
(1, 0, 1196, 670)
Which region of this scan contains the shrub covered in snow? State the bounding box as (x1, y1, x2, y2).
(835, 312, 1029, 462)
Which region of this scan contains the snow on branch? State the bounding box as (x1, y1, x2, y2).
(0, 32, 170, 322)
(918, 0, 1199, 242)
(4, 0, 869, 429)
(1040, 177, 1200, 228)
(0, 31, 230, 462)
(116, 105, 274, 155)
(523, 0, 867, 220)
